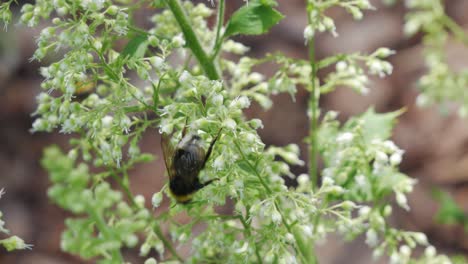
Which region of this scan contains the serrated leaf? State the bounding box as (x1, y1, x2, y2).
(224, 3, 284, 37)
(121, 35, 148, 59)
(346, 107, 405, 143)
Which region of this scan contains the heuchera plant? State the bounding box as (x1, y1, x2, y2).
(0, 0, 462, 263)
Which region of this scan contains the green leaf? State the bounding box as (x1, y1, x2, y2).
(224, 3, 284, 37)
(346, 107, 405, 143)
(433, 189, 466, 225)
(121, 34, 148, 59)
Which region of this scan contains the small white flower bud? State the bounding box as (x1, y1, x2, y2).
(358, 206, 371, 217)
(396, 192, 409, 211)
(365, 229, 378, 247)
(424, 246, 436, 258)
(336, 61, 348, 72)
(135, 195, 145, 208)
(172, 34, 185, 48)
(271, 210, 282, 225)
(151, 192, 163, 208)
(211, 94, 224, 106)
(337, 132, 354, 144)
(249, 72, 264, 83)
(297, 174, 309, 186)
(149, 56, 165, 70)
(414, 233, 428, 245)
(390, 152, 402, 166)
(224, 118, 236, 130)
(303, 25, 315, 43)
(101, 115, 113, 128)
(399, 245, 411, 257)
(144, 258, 157, 264)
(179, 70, 191, 83)
(285, 233, 295, 243)
(212, 155, 225, 170)
(374, 47, 395, 58)
(375, 151, 388, 163)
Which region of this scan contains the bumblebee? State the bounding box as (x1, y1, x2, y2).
(161, 125, 222, 203)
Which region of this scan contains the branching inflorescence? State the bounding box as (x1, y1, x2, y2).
(0, 0, 461, 263)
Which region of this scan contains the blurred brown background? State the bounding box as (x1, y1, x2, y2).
(1, 0, 468, 263)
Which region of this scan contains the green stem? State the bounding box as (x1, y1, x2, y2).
(441, 15, 468, 46)
(233, 141, 272, 194)
(211, 0, 226, 59)
(111, 168, 184, 262)
(153, 224, 184, 262)
(87, 205, 124, 262)
(239, 214, 263, 264)
(307, 6, 319, 192)
(306, 3, 320, 264)
(234, 141, 312, 263)
(164, 0, 221, 80)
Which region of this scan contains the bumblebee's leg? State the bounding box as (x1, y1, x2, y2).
(202, 128, 222, 167)
(181, 117, 189, 138)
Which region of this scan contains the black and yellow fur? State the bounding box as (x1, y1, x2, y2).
(161, 129, 221, 203)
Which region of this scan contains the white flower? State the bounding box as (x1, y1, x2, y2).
(374, 47, 395, 58)
(416, 94, 430, 107)
(101, 115, 113, 128)
(238, 95, 251, 108)
(337, 132, 354, 144)
(424, 246, 436, 258)
(211, 94, 224, 106)
(271, 210, 282, 225)
(355, 174, 367, 187)
(151, 192, 163, 208)
(358, 206, 371, 217)
(396, 192, 409, 211)
(212, 155, 225, 170)
(144, 258, 157, 264)
(414, 233, 428, 245)
(297, 174, 309, 187)
(224, 118, 237, 130)
(178, 70, 191, 83)
(249, 72, 264, 83)
(301, 225, 313, 237)
(172, 34, 185, 47)
(390, 252, 400, 264)
(303, 25, 315, 44)
(235, 242, 249, 254)
(336, 61, 348, 72)
(285, 233, 295, 243)
(399, 245, 411, 257)
(390, 152, 402, 166)
(375, 151, 388, 163)
(149, 56, 165, 70)
(322, 176, 334, 186)
(365, 229, 378, 247)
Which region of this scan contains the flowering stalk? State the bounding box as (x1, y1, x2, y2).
(164, 0, 221, 80)
(306, 1, 319, 192)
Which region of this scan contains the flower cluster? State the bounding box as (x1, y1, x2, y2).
(405, 0, 468, 117)
(0, 189, 32, 251)
(321, 47, 395, 94)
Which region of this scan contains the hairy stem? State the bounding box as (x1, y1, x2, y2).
(211, 0, 226, 59)
(306, 2, 320, 264)
(307, 5, 319, 192)
(164, 0, 220, 80)
(153, 224, 184, 262)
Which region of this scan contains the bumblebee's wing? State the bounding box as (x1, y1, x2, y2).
(161, 132, 176, 179)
